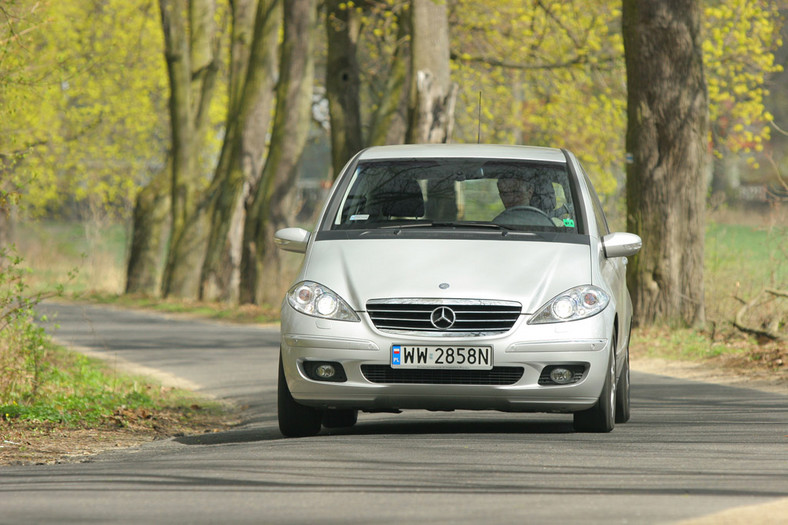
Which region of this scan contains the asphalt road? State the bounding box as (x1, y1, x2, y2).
(1, 302, 786, 524)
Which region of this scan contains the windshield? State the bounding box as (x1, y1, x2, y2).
(329, 158, 579, 233)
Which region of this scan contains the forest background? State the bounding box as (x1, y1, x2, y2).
(1, 0, 786, 348)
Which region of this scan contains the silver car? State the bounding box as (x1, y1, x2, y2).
(274, 144, 642, 437)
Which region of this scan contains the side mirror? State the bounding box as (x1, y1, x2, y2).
(602, 232, 642, 258)
(274, 227, 310, 254)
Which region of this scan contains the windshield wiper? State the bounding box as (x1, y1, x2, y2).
(379, 221, 518, 232)
(433, 221, 517, 231)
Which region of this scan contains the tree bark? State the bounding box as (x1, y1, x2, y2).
(325, 0, 363, 178)
(200, 0, 281, 302)
(368, 6, 411, 147)
(125, 165, 170, 295)
(159, 0, 220, 300)
(406, 0, 456, 145)
(0, 179, 15, 247)
(240, 0, 317, 305)
(622, 0, 709, 327)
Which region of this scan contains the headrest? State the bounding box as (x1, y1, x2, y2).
(368, 178, 425, 218)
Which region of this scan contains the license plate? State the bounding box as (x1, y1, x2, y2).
(391, 345, 493, 370)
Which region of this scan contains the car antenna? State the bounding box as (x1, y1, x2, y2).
(477, 91, 482, 144)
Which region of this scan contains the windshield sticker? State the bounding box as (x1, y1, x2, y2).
(350, 214, 370, 221)
(563, 218, 575, 227)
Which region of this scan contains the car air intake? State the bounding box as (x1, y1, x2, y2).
(366, 299, 521, 335)
(361, 365, 524, 385)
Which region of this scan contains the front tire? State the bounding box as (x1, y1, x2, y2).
(278, 353, 322, 438)
(573, 337, 616, 433)
(615, 346, 631, 424)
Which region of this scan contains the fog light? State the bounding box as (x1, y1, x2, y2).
(315, 364, 336, 379)
(304, 361, 347, 382)
(549, 367, 574, 385)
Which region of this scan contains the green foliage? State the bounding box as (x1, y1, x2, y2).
(704, 0, 784, 167)
(0, 0, 783, 228)
(2, 348, 148, 425)
(450, 0, 627, 196)
(1, 0, 169, 220)
(0, 246, 55, 402)
(448, 0, 783, 196)
(0, 232, 223, 428)
(0, 243, 203, 425)
(0, 343, 216, 425)
(631, 325, 746, 361)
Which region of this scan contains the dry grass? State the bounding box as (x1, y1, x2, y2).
(704, 205, 786, 340)
(13, 221, 127, 295)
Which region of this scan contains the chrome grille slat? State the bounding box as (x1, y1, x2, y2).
(366, 299, 521, 335)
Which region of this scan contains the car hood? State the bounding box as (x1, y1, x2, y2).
(301, 237, 592, 314)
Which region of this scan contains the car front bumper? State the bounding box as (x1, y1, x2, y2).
(280, 305, 615, 414)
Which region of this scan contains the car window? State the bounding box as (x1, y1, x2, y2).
(581, 170, 610, 236)
(330, 158, 579, 234)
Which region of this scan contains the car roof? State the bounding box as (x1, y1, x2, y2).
(356, 144, 567, 163)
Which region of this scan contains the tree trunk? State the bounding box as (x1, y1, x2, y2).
(0, 186, 14, 247)
(240, 0, 317, 305)
(368, 7, 411, 147)
(158, 0, 220, 300)
(709, 146, 741, 202)
(325, 0, 363, 178)
(125, 166, 170, 295)
(622, 0, 709, 327)
(406, 0, 456, 144)
(200, 0, 281, 302)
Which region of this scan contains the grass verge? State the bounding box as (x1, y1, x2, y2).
(629, 324, 786, 392)
(0, 341, 233, 466)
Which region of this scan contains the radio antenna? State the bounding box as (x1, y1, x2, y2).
(477, 91, 482, 144)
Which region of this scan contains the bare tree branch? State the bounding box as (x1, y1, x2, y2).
(450, 52, 618, 71)
(763, 152, 788, 195)
(733, 288, 787, 341)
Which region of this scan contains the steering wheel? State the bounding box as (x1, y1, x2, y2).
(493, 205, 555, 227)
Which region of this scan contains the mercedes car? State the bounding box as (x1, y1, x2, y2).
(274, 144, 642, 437)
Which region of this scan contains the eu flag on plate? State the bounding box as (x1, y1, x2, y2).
(392, 345, 401, 365)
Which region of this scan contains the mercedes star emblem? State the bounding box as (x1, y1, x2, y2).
(430, 306, 456, 330)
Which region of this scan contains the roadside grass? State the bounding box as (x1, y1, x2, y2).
(1, 339, 222, 425)
(0, 336, 232, 466)
(704, 209, 787, 331)
(630, 206, 786, 375)
(0, 243, 233, 466)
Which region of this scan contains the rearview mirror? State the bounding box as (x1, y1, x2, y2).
(274, 227, 310, 254)
(602, 232, 642, 258)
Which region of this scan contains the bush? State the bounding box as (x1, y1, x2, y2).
(0, 245, 52, 403)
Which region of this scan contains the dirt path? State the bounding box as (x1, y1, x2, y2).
(632, 356, 788, 395)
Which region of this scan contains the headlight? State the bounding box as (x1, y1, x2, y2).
(287, 281, 360, 322)
(528, 285, 609, 324)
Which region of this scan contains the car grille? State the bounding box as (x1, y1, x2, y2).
(361, 365, 524, 385)
(366, 299, 521, 335)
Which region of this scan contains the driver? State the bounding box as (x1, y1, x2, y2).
(497, 176, 534, 209)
